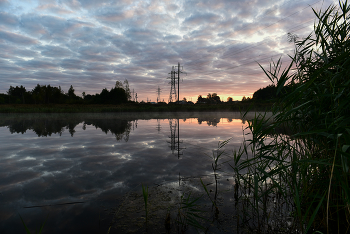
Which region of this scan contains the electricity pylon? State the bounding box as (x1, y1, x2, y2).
(168, 63, 186, 103)
(156, 86, 161, 103)
(167, 66, 177, 102)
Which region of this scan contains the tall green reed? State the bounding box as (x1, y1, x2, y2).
(237, 1, 350, 233)
(19, 214, 48, 234)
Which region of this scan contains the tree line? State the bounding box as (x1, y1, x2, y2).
(194, 83, 295, 105)
(0, 80, 132, 105)
(0, 79, 291, 105)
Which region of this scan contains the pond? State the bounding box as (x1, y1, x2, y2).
(0, 112, 287, 234)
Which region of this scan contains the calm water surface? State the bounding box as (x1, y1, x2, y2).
(0, 112, 257, 233)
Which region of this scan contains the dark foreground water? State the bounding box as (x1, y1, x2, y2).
(0, 112, 275, 233)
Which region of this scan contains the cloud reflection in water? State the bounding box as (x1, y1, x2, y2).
(0, 112, 250, 233)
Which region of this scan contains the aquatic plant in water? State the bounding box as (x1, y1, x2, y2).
(19, 214, 48, 234)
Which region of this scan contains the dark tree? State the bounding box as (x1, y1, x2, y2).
(206, 93, 221, 104)
(32, 84, 45, 104)
(68, 85, 76, 99)
(197, 95, 206, 104)
(8, 85, 26, 104)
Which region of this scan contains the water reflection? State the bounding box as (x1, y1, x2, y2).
(0, 112, 256, 234)
(0, 115, 132, 141)
(197, 117, 221, 126)
(168, 119, 185, 158)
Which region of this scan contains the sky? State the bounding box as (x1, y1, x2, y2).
(0, 0, 336, 102)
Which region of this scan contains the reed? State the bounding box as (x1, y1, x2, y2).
(234, 1, 350, 233)
(175, 192, 207, 232)
(19, 214, 48, 234)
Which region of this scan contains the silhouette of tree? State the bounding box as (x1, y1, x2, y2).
(68, 85, 76, 99)
(123, 79, 131, 101)
(197, 95, 206, 103)
(7, 85, 26, 104)
(32, 84, 45, 104)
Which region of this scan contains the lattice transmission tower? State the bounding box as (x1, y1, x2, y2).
(167, 66, 177, 102)
(167, 63, 186, 103)
(156, 86, 161, 103)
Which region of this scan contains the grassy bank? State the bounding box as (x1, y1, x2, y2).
(0, 102, 272, 113)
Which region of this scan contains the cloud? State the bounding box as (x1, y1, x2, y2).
(123, 28, 162, 42)
(0, 30, 37, 45)
(77, 45, 121, 62)
(36, 4, 74, 14)
(166, 3, 179, 12)
(60, 58, 86, 70)
(18, 59, 58, 70)
(183, 12, 221, 25)
(0, 0, 10, 8)
(0, 12, 19, 28)
(95, 10, 128, 23)
(60, 0, 83, 10)
(39, 45, 73, 57)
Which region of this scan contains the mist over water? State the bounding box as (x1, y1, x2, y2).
(0, 112, 255, 233)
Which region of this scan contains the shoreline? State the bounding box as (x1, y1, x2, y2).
(0, 103, 273, 113)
